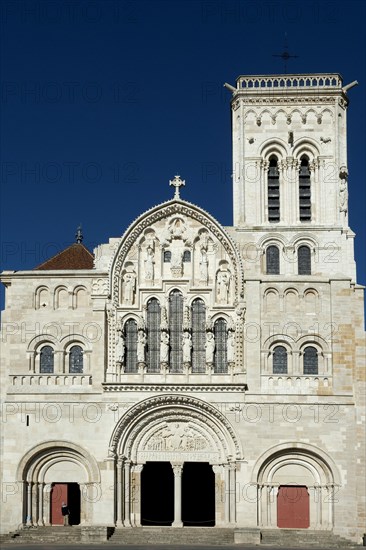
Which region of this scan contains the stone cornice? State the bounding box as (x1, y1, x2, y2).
(102, 383, 248, 392)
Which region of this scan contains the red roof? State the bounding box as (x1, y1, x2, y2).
(34, 243, 94, 270)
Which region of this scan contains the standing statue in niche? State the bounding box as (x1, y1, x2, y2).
(160, 332, 170, 363)
(339, 166, 348, 214)
(216, 268, 231, 304)
(205, 331, 215, 363)
(227, 331, 235, 363)
(144, 245, 155, 281)
(123, 271, 136, 305)
(116, 331, 125, 364)
(200, 249, 208, 283)
(137, 330, 147, 363)
(182, 332, 192, 363)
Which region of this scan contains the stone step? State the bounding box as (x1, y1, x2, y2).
(109, 527, 235, 545)
(260, 528, 356, 547)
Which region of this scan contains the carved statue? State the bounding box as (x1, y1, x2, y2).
(200, 249, 208, 283)
(227, 331, 235, 363)
(137, 330, 146, 362)
(339, 166, 348, 214)
(205, 331, 215, 363)
(182, 332, 192, 363)
(144, 245, 154, 280)
(116, 331, 125, 363)
(216, 268, 231, 304)
(160, 332, 170, 363)
(123, 271, 136, 304)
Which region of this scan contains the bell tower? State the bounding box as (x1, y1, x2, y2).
(225, 74, 357, 230)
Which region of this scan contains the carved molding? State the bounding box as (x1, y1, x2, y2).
(102, 383, 247, 392)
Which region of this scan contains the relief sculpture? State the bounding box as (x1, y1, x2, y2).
(146, 423, 209, 452)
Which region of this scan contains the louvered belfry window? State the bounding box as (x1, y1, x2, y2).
(266, 245, 280, 274)
(268, 156, 280, 222)
(298, 245, 311, 275)
(214, 318, 228, 373)
(69, 345, 83, 373)
(192, 298, 206, 373)
(299, 156, 311, 221)
(40, 346, 54, 373)
(147, 298, 161, 373)
(169, 290, 183, 372)
(124, 319, 138, 373)
(273, 346, 287, 374)
(303, 346, 318, 375)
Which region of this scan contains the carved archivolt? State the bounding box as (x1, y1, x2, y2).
(108, 394, 243, 462)
(109, 199, 245, 307)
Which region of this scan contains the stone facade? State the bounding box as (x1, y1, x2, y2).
(0, 73, 365, 543)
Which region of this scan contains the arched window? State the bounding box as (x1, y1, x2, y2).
(191, 298, 206, 372)
(214, 318, 227, 373)
(169, 290, 183, 372)
(299, 156, 311, 221)
(124, 319, 138, 373)
(273, 346, 287, 374)
(268, 156, 280, 222)
(69, 345, 83, 373)
(266, 245, 280, 274)
(303, 346, 318, 375)
(298, 245, 311, 275)
(147, 298, 161, 373)
(40, 345, 54, 373)
(164, 251, 171, 263)
(183, 250, 191, 262)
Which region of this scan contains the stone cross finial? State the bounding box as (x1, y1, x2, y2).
(169, 175, 185, 199)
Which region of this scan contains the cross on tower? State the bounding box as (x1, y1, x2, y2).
(273, 34, 298, 74)
(169, 175, 185, 199)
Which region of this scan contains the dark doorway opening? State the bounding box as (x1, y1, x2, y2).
(277, 485, 310, 528)
(141, 462, 174, 526)
(50, 483, 81, 526)
(182, 462, 215, 526)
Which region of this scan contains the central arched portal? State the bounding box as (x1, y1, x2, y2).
(109, 395, 242, 528)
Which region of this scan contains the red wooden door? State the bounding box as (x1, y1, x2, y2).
(50, 483, 68, 525)
(277, 485, 310, 528)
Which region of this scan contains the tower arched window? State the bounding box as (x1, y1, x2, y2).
(183, 250, 191, 262)
(266, 245, 280, 274)
(40, 345, 54, 374)
(169, 290, 183, 372)
(191, 298, 206, 373)
(303, 346, 318, 375)
(299, 156, 311, 221)
(124, 319, 138, 373)
(298, 245, 311, 275)
(164, 251, 171, 263)
(273, 345, 287, 374)
(69, 345, 83, 373)
(268, 156, 280, 222)
(214, 318, 227, 373)
(147, 298, 161, 373)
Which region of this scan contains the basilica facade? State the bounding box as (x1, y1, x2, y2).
(1, 73, 365, 543)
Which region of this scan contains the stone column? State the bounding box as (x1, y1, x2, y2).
(124, 460, 132, 527)
(37, 483, 44, 525)
(229, 463, 236, 524)
(172, 463, 183, 527)
(116, 458, 124, 526)
(43, 484, 52, 525)
(223, 464, 230, 525)
(26, 482, 33, 525)
(131, 464, 143, 526)
(212, 465, 223, 526)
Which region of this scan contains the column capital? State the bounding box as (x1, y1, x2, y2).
(171, 462, 183, 476)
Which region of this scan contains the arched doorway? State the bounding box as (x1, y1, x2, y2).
(277, 485, 309, 528)
(109, 395, 242, 528)
(17, 441, 100, 527)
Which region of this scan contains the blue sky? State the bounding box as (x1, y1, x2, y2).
(0, 0, 365, 310)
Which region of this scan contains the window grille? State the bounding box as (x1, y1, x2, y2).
(299, 156, 311, 221)
(40, 345, 54, 373)
(69, 345, 83, 373)
(298, 245, 311, 275)
(191, 298, 206, 372)
(214, 318, 227, 373)
(169, 290, 183, 372)
(124, 319, 138, 373)
(147, 299, 161, 372)
(164, 251, 171, 262)
(273, 346, 287, 374)
(183, 250, 191, 262)
(303, 346, 318, 375)
(268, 156, 280, 222)
(266, 245, 280, 274)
